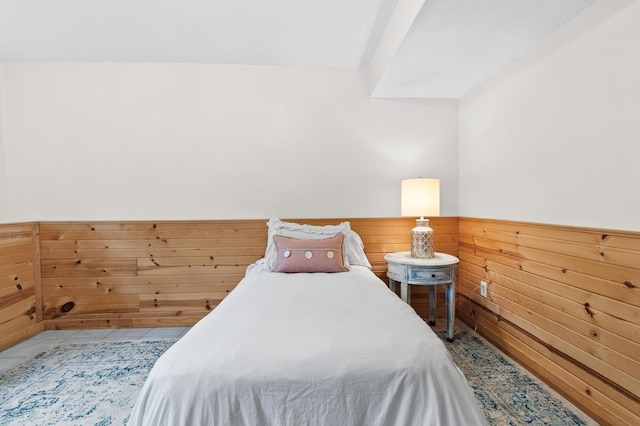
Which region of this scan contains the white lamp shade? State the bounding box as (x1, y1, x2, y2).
(401, 178, 440, 217)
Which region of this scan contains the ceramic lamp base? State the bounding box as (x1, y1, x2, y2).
(411, 218, 435, 258)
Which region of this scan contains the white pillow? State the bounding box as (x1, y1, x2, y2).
(345, 229, 372, 269)
(264, 219, 372, 271)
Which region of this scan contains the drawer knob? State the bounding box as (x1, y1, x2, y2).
(432, 274, 436, 278)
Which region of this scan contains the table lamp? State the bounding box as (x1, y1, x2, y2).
(401, 178, 440, 258)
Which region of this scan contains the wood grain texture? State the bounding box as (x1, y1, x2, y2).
(0, 223, 43, 351)
(7, 216, 639, 424)
(39, 218, 458, 329)
(458, 217, 640, 426)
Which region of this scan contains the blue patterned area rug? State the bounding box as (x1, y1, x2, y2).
(0, 339, 176, 426)
(438, 329, 594, 426)
(0, 332, 595, 425)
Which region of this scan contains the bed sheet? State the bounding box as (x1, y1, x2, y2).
(128, 262, 487, 425)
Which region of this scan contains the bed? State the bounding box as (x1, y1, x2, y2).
(128, 220, 487, 425)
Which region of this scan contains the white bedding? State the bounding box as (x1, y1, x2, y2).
(128, 263, 487, 425)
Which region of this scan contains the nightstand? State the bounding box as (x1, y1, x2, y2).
(384, 251, 459, 341)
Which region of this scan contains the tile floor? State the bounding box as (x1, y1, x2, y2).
(0, 327, 191, 374)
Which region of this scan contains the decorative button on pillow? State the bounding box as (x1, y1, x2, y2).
(273, 234, 348, 273)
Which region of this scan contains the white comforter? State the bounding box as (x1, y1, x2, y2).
(128, 263, 487, 426)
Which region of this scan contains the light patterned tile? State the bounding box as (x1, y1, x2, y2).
(0, 339, 56, 359)
(0, 358, 27, 374)
(143, 327, 189, 339)
(103, 328, 153, 340)
(70, 329, 116, 340)
(28, 330, 80, 340)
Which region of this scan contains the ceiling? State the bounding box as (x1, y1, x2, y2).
(0, 0, 597, 98)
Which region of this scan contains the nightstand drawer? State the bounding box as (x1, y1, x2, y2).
(408, 266, 452, 284)
(386, 261, 406, 282)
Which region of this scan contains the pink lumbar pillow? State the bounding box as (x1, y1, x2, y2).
(272, 234, 348, 273)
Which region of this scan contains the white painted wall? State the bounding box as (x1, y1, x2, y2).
(459, 0, 640, 232)
(0, 68, 10, 222)
(0, 62, 458, 222)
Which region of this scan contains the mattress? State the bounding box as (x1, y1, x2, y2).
(128, 262, 487, 425)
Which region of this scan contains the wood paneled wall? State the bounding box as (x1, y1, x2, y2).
(458, 218, 640, 426)
(39, 217, 458, 329)
(0, 223, 42, 352)
(7, 216, 639, 424)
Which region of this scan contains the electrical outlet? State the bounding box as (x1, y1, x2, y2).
(480, 281, 487, 298)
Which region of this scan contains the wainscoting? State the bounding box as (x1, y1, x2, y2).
(0, 223, 42, 351)
(38, 218, 458, 329)
(457, 218, 640, 426)
(2, 216, 638, 425)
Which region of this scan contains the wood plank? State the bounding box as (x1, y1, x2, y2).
(490, 275, 640, 373)
(38, 220, 268, 327)
(135, 228, 268, 239)
(131, 220, 268, 231)
(0, 261, 34, 280)
(0, 286, 36, 310)
(44, 315, 202, 329)
(139, 292, 227, 308)
(0, 223, 39, 352)
(43, 303, 140, 317)
(462, 222, 640, 270)
(0, 242, 33, 256)
(461, 218, 640, 251)
(44, 318, 135, 329)
(458, 217, 640, 425)
(483, 261, 640, 331)
(0, 297, 36, 324)
(40, 246, 267, 259)
(137, 264, 247, 276)
(36, 217, 456, 334)
(457, 305, 639, 426)
(0, 270, 34, 289)
(41, 274, 245, 288)
(0, 223, 34, 235)
(463, 234, 640, 293)
(32, 223, 43, 322)
(136, 256, 260, 268)
(0, 278, 35, 299)
(43, 294, 139, 306)
(42, 283, 237, 296)
(0, 322, 43, 352)
(39, 229, 139, 241)
(460, 242, 640, 306)
(0, 234, 33, 247)
(468, 280, 639, 394)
